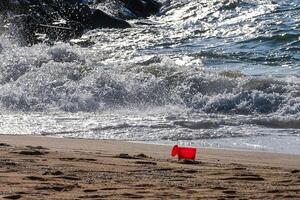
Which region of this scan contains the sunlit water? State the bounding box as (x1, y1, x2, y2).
(0, 0, 300, 154)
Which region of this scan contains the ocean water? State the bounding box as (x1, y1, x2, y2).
(0, 0, 300, 154)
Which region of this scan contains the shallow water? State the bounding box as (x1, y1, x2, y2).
(0, 0, 300, 154)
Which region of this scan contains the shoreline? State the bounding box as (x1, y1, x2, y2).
(1, 134, 300, 199)
(137, 140, 300, 156)
(1, 133, 299, 155)
(1, 134, 300, 169)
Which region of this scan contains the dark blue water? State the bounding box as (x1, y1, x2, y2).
(0, 0, 300, 154)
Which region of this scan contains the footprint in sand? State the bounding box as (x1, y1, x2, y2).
(78, 195, 103, 199)
(121, 193, 144, 198)
(135, 153, 151, 159)
(83, 189, 98, 193)
(12, 146, 49, 155)
(174, 169, 198, 174)
(58, 176, 81, 181)
(223, 174, 264, 181)
(177, 159, 201, 165)
(232, 167, 247, 170)
(99, 187, 124, 191)
(278, 179, 293, 183)
(291, 169, 300, 174)
(115, 153, 136, 159)
(212, 186, 227, 190)
(24, 176, 46, 181)
(25, 146, 49, 150)
(35, 184, 76, 192)
(59, 157, 97, 162)
(134, 183, 155, 187)
(134, 161, 157, 165)
(16, 150, 48, 156)
(0, 159, 17, 167)
(155, 168, 173, 171)
(3, 194, 22, 199)
(43, 170, 64, 176)
(223, 190, 237, 194)
(0, 143, 11, 147)
(115, 153, 151, 159)
(267, 189, 282, 193)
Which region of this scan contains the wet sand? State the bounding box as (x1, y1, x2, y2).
(0, 135, 300, 199)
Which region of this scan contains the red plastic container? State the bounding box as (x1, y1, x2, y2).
(171, 145, 196, 160)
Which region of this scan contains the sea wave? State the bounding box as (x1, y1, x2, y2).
(0, 41, 299, 116)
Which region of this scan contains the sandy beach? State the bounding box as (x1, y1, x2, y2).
(0, 135, 300, 199)
(1, 0, 300, 199)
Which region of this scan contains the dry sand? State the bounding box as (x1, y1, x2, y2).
(0, 135, 300, 199)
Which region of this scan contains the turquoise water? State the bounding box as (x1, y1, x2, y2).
(0, 0, 299, 154)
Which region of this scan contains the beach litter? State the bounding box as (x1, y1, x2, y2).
(171, 145, 197, 161)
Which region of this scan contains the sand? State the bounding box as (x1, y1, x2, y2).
(0, 135, 300, 199)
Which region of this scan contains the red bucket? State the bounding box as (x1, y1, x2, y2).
(171, 145, 196, 160)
